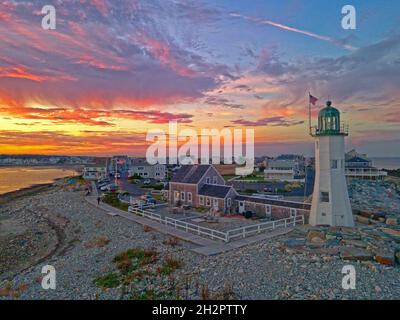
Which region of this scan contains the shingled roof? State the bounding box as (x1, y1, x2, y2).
(170, 165, 211, 184)
(198, 184, 233, 198)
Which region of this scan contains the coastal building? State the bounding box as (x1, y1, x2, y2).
(345, 149, 387, 181)
(83, 158, 109, 181)
(169, 164, 310, 217)
(128, 158, 166, 180)
(169, 164, 237, 213)
(309, 101, 354, 227)
(264, 154, 305, 182)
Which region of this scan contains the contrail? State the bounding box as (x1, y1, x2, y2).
(230, 13, 357, 51)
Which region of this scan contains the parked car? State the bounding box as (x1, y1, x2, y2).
(143, 179, 151, 185)
(107, 184, 118, 192)
(100, 184, 109, 191)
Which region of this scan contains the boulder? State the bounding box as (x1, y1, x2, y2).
(325, 239, 341, 247)
(386, 218, 398, 226)
(355, 215, 370, 225)
(341, 247, 374, 262)
(374, 251, 395, 266)
(306, 230, 326, 242)
(395, 251, 400, 264)
(341, 239, 368, 248)
(284, 239, 306, 248)
(380, 228, 400, 240)
(359, 211, 373, 218)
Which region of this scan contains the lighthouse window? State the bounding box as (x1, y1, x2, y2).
(321, 192, 330, 202)
(331, 160, 338, 169)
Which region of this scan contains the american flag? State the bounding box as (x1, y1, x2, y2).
(309, 93, 318, 105)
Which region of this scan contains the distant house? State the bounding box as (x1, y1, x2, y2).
(345, 149, 387, 181)
(83, 158, 109, 181)
(128, 158, 166, 180)
(169, 164, 237, 213)
(264, 154, 305, 182)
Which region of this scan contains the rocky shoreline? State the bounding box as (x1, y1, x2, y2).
(0, 180, 399, 300)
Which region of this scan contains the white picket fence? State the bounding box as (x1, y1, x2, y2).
(129, 207, 304, 242)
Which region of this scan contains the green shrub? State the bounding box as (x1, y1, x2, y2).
(94, 272, 120, 289)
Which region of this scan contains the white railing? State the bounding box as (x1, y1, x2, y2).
(129, 207, 304, 243)
(226, 215, 304, 241)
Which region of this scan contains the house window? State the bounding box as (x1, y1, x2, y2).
(206, 177, 211, 184)
(265, 205, 271, 215)
(227, 198, 232, 208)
(181, 192, 185, 201)
(143, 172, 148, 176)
(212, 176, 217, 184)
(174, 191, 180, 201)
(206, 197, 211, 206)
(213, 198, 218, 207)
(187, 192, 192, 202)
(199, 196, 204, 205)
(331, 160, 338, 169)
(321, 192, 329, 202)
(290, 208, 297, 217)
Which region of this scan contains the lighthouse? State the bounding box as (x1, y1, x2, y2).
(310, 101, 354, 227)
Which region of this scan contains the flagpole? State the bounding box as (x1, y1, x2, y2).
(308, 92, 312, 136)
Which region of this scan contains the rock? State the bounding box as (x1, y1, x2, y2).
(394, 251, 400, 264)
(325, 239, 341, 247)
(310, 237, 325, 244)
(306, 230, 326, 242)
(386, 218, 397, 226)
(341, 247, 374, 262)
(374, 251, 395, 266)
(341, 239, 368, 248)
(355, 215, 370, 225)
(359, 211, 373, 218)
(284, 239, 306, 248)
(380, 228, 400, 240)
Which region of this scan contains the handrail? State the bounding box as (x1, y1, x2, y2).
(130, 206, 304, 243)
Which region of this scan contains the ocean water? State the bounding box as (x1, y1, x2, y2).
(0, 167, 78, 195)
(370, 157, 400, 170)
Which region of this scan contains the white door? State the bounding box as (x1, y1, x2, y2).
(239, 201, 245, 214)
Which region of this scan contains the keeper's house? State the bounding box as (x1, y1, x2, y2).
(169, 164, 311, 219)
(169, 165, 237, 214)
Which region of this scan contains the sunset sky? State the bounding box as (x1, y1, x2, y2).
(1, 0, 400, 157)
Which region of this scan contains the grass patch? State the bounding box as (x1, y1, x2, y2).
(158, 256, 184, 275)
(84, 236, 111, 249)
(103, 193, 129, 211)
(94, 272, 120, 289)
(113, 248, 158, 266)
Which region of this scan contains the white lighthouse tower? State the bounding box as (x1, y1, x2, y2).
(310, 101, 354, 227)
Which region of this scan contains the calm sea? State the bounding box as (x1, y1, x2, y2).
(0, 167, 79, 195)
(370, 157, 400, 170)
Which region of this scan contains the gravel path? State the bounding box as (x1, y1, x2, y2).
(1, 186, 399, 300)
